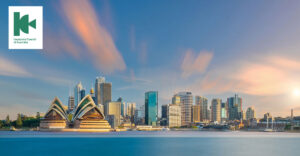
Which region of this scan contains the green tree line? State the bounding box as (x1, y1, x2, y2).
(0, 112, 41, 129)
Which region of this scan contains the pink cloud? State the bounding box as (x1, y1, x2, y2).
(181, 50, 214, 78)
(192, 55, 300, 96)
(60, 0, 126, 73)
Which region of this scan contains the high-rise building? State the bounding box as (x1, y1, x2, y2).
(175, 92, 193, 126)
(127, 102, 136, 123)
(145, 91, 158, 126)
(211, 98, 221, 123)
(192, 105, 201, 123)
(117, 97, 126, 117)
(221, 102, 227, 122)
(161, 104, 168, 126)
(95, 77, 105, 106)
(127, 103, 136, 117)
(195, 96, 208, 122)
(167, 104, 181, 127)
(67, 96, 75, 113)
(80, 89, 85, 100)
(101, 82, 112, 116)
(246, 107, 256, 120)
(107, 101, 121, 128)
(74, 82, 83, 107)
(227, 94, 242, 120)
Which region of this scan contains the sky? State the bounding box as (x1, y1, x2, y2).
(1, 0, 300, 119)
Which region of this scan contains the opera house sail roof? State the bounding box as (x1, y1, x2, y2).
(40, 97, 68, 129)
(72, 95, 105, 121)
(44, 97, 68, 121)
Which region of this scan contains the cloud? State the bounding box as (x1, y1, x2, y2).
(181, 50, 214, 78)
(60, 0, 126, 73)
(192, 55, 300, 96)
(44, 29, 81, 59)
(0, 55, 31, 77)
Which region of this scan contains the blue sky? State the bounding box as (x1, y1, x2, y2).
(1, 0, 300, 119)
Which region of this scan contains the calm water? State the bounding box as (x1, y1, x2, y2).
(1, 131, 300, 156)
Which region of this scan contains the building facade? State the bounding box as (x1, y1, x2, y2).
(107, 101, 121, 128)
(74, 82, 83, 107)
(246, 107, 256, 120)
(167, 104, 181, 127)
(195, 96, 208, 122)
(211, 98, 221, 123)
(176, 92, 193, 126)
(227, 94, 242, 121)
(192, 105, 201, 123)
(145, 91, 158, 126)
(95, 77, 105, 106)
(101, 82, 112, 116)
(68, 96, 75, 113)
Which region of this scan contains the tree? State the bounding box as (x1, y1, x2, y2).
(5, 115, 10, 127)
(16, 114, 23, 128)
(36, 112, 41, 120)
(0, 120, 3, 128)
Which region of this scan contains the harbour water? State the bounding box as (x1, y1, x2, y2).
(1, 131, 300, 156)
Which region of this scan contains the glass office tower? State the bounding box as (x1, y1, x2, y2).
(145, 91, 158, 126)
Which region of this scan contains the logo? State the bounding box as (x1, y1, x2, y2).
(14, 12, 36, 36)
(9, 6, 43, 49)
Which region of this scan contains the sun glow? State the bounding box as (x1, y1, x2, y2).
(293, 89, 300, 97)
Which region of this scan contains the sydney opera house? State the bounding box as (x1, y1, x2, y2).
(40, 95, 112, 132)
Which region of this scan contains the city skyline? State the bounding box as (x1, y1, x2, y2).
(1, 0, 300, 119)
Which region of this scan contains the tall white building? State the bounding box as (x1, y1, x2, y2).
(246, 107, 256, 120)
(211, 98, 221, 123)
(74, 82, 83, 107)
(175, 92, 193, 126)
(195, 96, 208, 122)
(167, 104, 181, 127)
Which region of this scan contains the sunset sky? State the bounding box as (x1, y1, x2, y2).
(1, 0, 300, 119)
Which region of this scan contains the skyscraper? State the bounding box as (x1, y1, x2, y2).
(167, 104, 181, 127)
(117, 97, 125, 117)
(127, 102, 136, 123)
(80, 89, 85, 100)
(227, 94, 242, 120)
(221, 102, 227, 122)
(67, 96, 75, 113)
(145, 91, 158, 126)
(211, 98, 221, 123)
(74, 82, 83, 107)
(195, 96, 208, 122)
(192, 105, 201, 123)
(175, 92, 193, 126)
(95, 77, 105, 106)
(101, 82, 112, 116)
(246, 107, 256, 120)
(161, 104, 168, 126)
